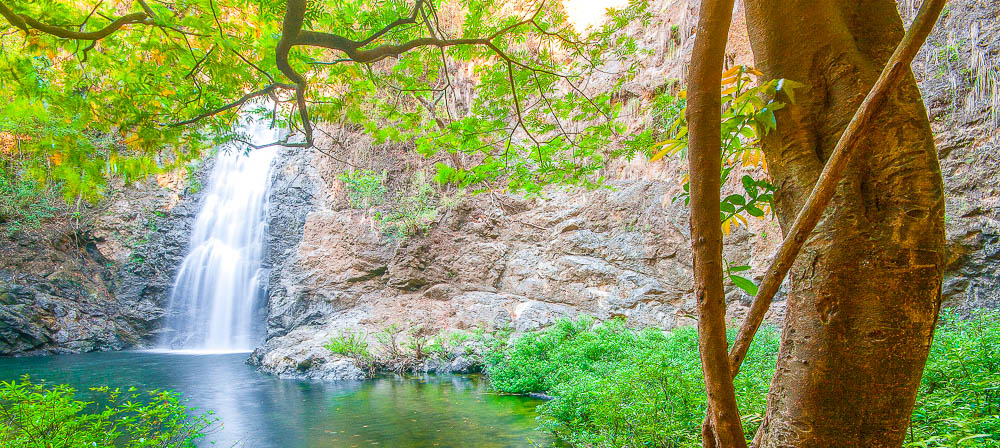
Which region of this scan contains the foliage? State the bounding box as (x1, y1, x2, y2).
(326, 331, 376, 375)
(485, 317, 777, 446)
(649, 86, 686, 138)
(651, 66, 797, 231)
(325, 324, 480, 376)
(338, 169, 387, 209)
(183, 160, 203, 194)
(325, 331, 373, 360)
(648, 65, 801, 296)
(484, 312, 1000, 448)
(906, 311, 1000, 447)
(0, 377, 216, 447)
(1, 0, 651, 204)
(377, 170, 440, 238)
(0, 164, 61, 236)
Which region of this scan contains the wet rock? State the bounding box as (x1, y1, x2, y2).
(247, 325, 365, 381)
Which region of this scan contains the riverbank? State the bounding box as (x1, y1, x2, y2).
(482, 311, 1000, 447)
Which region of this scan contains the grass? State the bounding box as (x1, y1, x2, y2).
(484, 311, 1000, 448)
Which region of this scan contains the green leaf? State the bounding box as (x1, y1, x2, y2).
(725, 194, 746, 206)
(730, 274, 759, 296)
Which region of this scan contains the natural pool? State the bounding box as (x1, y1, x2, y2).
(0, 351, 553, 447)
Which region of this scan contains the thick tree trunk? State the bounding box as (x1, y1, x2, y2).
(743, 1, 946, 446)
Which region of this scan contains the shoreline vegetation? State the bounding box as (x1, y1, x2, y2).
(329, 310, 1000, 447)
(3, 310, 996, 447)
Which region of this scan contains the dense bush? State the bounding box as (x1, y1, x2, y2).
(485, 312, 1000, 448)
(0, 378, 216, 447)
(907, 311, 1000, 447)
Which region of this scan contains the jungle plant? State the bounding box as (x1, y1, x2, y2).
(0, 0, 650, 203)
(377, 170, 439, 239)
(338, 169, 387, 209)
(0, 377, 217, 447)
(326, 331, 376, 375)
(0, 167, 60, 236)
(651, 65, 790, 234)
(484, 312, 1000, 448)
(650, 65, 796, 296)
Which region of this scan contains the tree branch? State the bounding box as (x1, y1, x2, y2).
(169, 83, 294, 127)
(0, 1, 149, 41)
(276, 0, 313, 146)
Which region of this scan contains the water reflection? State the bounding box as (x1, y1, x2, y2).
(0, 352, 550, 447)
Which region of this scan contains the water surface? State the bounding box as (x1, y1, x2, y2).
(0, 352, 551, 447)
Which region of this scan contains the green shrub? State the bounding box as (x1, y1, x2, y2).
(485, 317, 776, 447)
(326, 331, 376, 375)
(338, 169, 386, 209)
(906, 311, 1000, 447)
(377, 170, 439, 239)
(0, 377, 216, 447)
(183, 160, 203, 194)
(485, 312, 1000, 448)
(325, 331, 371, 359)
(0, 167, 60, 235)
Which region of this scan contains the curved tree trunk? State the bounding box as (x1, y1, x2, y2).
(743, 1, 946, 446)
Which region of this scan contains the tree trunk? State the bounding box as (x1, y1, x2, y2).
(686, 0, 747, 446)
(743, 1, 946, 446)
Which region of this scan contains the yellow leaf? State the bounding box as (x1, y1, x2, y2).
(722, 65, 741, 78)
(677, 90, 687, 99)
(650, 147, 671, 162)
(721, 86, 737, 95)
(734, 213, 749, 227)
(722, 218, 732, 235)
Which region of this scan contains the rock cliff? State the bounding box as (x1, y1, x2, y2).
(250, 0, 1000, 379)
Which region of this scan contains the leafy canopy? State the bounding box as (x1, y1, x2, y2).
(1, 0, 650, 200)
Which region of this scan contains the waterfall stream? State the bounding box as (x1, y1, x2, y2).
(160, 126, 277, 352)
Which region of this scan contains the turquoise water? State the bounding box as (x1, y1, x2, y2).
(0, 351, 552, 447)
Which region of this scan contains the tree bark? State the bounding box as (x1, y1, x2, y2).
(686, 0, 747, 446)
(743, 1, 946, 446)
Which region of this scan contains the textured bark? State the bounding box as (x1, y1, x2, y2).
(744, 1, 946, 446)
(686, 0, 746, 446)
(727, 0, 947, 376)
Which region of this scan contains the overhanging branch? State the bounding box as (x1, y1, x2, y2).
(0, 1, 149, 40)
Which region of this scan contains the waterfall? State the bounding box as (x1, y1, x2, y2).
(160, 124, 277, 352)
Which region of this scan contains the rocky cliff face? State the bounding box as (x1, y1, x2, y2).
(250, 0, 1000, 379)
(0, 163, 213, 355)
(0, 229, 147, 354)
(909, 0, 1000, 312)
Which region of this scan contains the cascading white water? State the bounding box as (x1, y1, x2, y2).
(161, 124, 277, 352)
